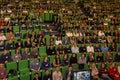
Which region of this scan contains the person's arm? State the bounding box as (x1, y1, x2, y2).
(30, 63, 36, 72)
(60, 72, 63, 80)
(87, 47, 89, 52)
(52, 72, 55, 80)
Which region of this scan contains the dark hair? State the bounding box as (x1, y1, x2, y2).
(34, 72, 38, 76)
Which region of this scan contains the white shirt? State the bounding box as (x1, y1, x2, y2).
(71, 46, 79, 53)
(66, 32, 73, 37)
(73, 33, 79, 37)
(55, 40, 62, 45)
(87, 46, 94, 53)
(0, 35, 6, 41)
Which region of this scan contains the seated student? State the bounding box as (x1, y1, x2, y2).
(61, 54, 69, 66)
(32, 38, 38, 47)
(57, 43, 64, 54)
(53, 54, 61, 67)
(87, 52, 95, 63)
(77, 36, 84, 44)
(73, 29, 79, 37)
(22, 47, 31, 60)
(47, 45, 56, 55)
(78, 53, 86, 70)
(52, 66, 62, 80)
(105, 51, 113, 62)
(6, 39, 14, 50)
(91, 35, 98, 43)
(71, 43, 79, 54)
(64, 66, 74, 80)
(55, 37, 62, 45)
(37, 30, 44, 39)
(62, 35, 70, 45)
(33, 73, 42, 80)
(94, 43, 101, 52)
(109, 42, 117, 52)
(101, 43, 108, 53)
(30, 47, 39, 58)
(64, 44, 71, 53)
(0, 63, 7, 79)
(0, 40, 5, 51)
(99, 63, 111, 80)
(106, 35, 113, 44)
(79, 44, 87, 52)
(6, 31, 14, 41)
(91, 63, 100, 80)
(114, 51, 120, 62)
(13, 48, 21, 62)
(96, 51, 104, 62)
(87, 43, 94, 53)
(70, 53, 77, 65)
(30, 56, 40, 72)
(39, 37, 46, 46)
(0, 49, 12, 63)
(0, 32, 6, 41)
(41, 56, 51, 69)
(43, 69, 52, 80)
(24, 37, 32, 48)
(49, 37, 55, 46)
(99, 36, 106, 43)
(15, 39, 23, 49)
(85, 36, 91, 43)
(23, 30, 31, 39)
(108, 62, 120, 80)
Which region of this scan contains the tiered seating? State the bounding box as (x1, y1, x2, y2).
(0, 0, 120, 80)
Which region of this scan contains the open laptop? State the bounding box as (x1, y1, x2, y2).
(74, 69, 91, 80)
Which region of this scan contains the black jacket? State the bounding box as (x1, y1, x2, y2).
(65, 70, 74, 80)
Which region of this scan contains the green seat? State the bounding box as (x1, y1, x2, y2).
(39, 46, 47, 56)
(45, 13, 50, 21)
(72, 64, 79, 71)
(61, 66, 68, 78)
(40, 13, 45, 21)
(45, 35, 50, 45)
(9, 49, 15, 57)
(8, 76, 19, 80)
(49, 55, 55, 65)
(41, 69, 51, 80)
(20, 74, 30, 80)
(18, 60, 30, 74)
(6, 62, 17, 74)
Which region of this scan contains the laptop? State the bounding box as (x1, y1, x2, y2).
(74, 70, 91, 80)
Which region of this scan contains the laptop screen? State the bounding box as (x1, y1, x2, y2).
(74, 70, 91, 80)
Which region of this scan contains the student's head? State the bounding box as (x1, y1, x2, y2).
(72, 53, 76, 58)
(81, 53, 85, 58)
(68, 65, 73, 71)
(63, 54, 67, 59)
(91, 63, 96, 68)
(34, 73, 39, 79)
(44, 56, 48, 61)
(0, 62, 4, 68)
(45, 69, 49, 75)
(24, 47, 28, 52)
(101, 63, 105, 68)
(3, 49, 7, 55)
